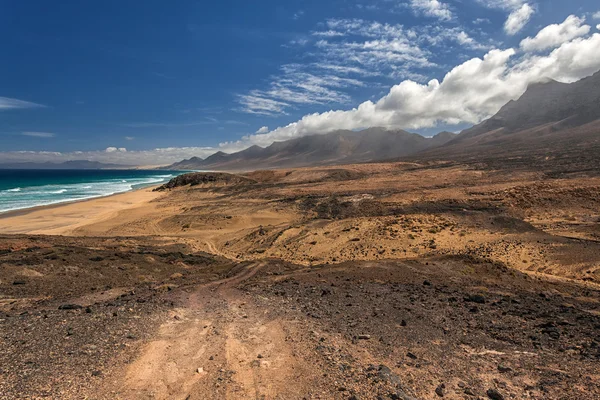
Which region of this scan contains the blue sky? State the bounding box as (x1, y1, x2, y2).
(1, 0, 600, 165)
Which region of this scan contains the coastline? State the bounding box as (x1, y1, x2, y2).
(0, 185, 163, 235)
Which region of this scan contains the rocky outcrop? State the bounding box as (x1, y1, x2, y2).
(154, 172, 256, 191)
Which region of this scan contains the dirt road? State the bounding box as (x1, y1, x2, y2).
(111, 262, 318, 399)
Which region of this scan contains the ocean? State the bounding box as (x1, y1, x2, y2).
(0, 169, 184, 214)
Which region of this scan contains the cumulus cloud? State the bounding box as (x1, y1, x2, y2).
(409, 0, 453, 21)
(255, 126, 269, 134)
(0, 97, 45, 110)
(21, 132, 55, 138)
(476, 1, 535, 35)
(105, 147, 127, 153)
(593, 11, 600, 20)
(222, 29, 600, 150)
(520, 15, 590, 51)
(504, 4, 534, 35)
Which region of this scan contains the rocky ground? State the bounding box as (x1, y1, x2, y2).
(1, 160, 600, 399)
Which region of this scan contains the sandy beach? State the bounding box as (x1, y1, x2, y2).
(0, 186, 163, 235)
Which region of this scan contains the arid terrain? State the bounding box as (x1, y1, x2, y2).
(1, 160, 600, 399)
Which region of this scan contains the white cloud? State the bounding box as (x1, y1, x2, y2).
(477, 0, 527, 10)
(255, 126, 269, 134)
(592, 11, 600, 20)
(124, 136, 135, 141)
(520, 15, 590, 51)
(237, 64, 368, 115)
(240, 18, 489, 115)
(21, 132, 55, 138)
(504, 3, 534, 35)
(312, 30, 346, 37)
(409, 0, 453, 21)
(105, 147, 127, 153)
(237, 94, 290, 116)
(224, 30, 600, 149)
(597, 24, 600, 31)
(476, 1, 535, 35)
(0, 97, 45, 110)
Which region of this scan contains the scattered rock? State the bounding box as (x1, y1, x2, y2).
(466, 294, 486, 304)
(58, 304, 83, 310)
(486, 388, 505, 400)
(497, 364, 512, 373)
(435, 383, 446, 397)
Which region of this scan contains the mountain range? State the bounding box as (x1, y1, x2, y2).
(167, 129, 457, 171)
(165, 70, 600, 171)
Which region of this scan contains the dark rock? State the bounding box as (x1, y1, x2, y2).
(58, 304, 83, 310)
(466, 294, 486, 304)
(486, 388, 505, 400)
(12, 280, 27, 285)
(435, 383, 446, 397)
(542, 327, 560, 340)
(497, 364, 512, 373)
(423, 280, 432, 286)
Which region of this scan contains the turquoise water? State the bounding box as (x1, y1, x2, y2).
(0, 169, 184, 213)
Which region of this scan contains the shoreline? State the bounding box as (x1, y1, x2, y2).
(0, 184, 161, 220)
(0, 185, 163, 235)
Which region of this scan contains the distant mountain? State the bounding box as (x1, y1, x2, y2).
(0, 160, 131, 170)
(417, 70, 600, 170)
(166, 128, 457, 171)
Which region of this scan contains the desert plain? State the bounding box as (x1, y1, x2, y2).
(1, 159, 600, 399)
